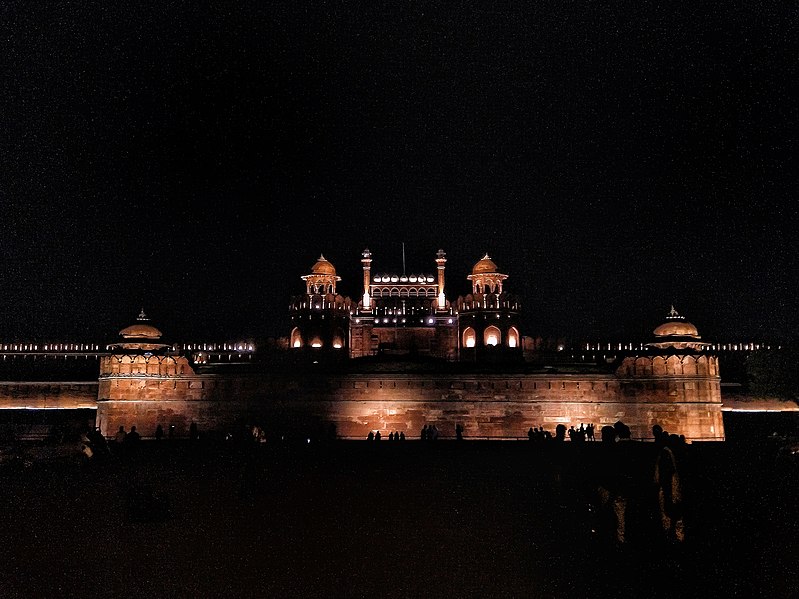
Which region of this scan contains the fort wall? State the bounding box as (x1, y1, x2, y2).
(96, 370, 724, 441)
(0, 381, 98, 410)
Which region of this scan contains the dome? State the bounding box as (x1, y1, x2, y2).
(653, 321, 699, 337)
(653, 307, 699, 338)
(310, 254, 336, 276)
(472, 254, 499, 275)
(119, 310, 163, 339)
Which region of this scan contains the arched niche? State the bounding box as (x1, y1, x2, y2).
(484, 325, 501, 347)
(462, 327, 476, 348)
(290, 328, 303, 349)
(507, 326, 519, 348)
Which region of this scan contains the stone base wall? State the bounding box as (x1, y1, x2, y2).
(0, 381, 98, 409)
(97, 372, 725, 441)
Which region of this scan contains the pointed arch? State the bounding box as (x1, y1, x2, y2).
(652, 356, 667, 375)
(332, 328, 345, 349)
(506, 326, 519, 348)
(463, 327, 476, 348)
(484, 325, 501, 347)
(681, 356, 698, 375)
(290, 328, 303, 349)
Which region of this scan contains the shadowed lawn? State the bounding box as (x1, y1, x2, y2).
(1, 438, 796, 598)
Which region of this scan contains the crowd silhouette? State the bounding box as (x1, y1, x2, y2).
(66, 415, 698, 549)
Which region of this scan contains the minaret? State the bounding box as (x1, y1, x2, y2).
(435, 248, 447, 310)
(361, 248, 372, 311)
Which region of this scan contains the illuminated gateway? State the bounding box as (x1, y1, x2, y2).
(288, 249, 522, 361)
(91, 249, 725, 441)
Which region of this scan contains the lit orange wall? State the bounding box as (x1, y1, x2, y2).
(96, 370, 724, 441)
(0, 381, 98, 409)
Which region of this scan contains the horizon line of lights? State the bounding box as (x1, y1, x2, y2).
(0, 341, 256, 353)
(0, 339, 782, 354)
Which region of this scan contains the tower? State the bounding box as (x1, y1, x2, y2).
(97, 310, 194, 436)
(361, 248, 373, 311)
(288, 255, 352, 358)
(435, 249, 447, 311)
(615, 307, 724, 439)
(457, 254, 522, 362)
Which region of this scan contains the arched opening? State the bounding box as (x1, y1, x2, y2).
(290, 328, 303, 349)
(653, 356, 667, 375)
(507, 326, 519, 348)
(310, 337, 323, 348)
(332, 329, 345, 349)
(682, 356, 698, 375)
(484, 326, 501, 347)
(635, 357, 653, 375)
(462, 327, 476, 348)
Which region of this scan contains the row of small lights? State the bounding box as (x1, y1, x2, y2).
(1, 344, 101, 351)
(353, 317, 451, 325)
(709, 343, 776, 351)
(181, 343, 255, 352)
(0, 343, 256, 353)
(581, 342, 776, 352)
(373, 275, 435, 283)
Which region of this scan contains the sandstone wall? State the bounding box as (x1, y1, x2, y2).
(0, 381, 98, 409)
(96, 371, 725, 441)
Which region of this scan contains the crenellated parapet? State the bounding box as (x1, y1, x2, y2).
(616, 354, 719, 378)
(456, 292, 521, 313)
(99, 354, 195, 377)
(288, 293, 354, 315)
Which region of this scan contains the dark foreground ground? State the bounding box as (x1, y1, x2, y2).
(1, 436, 797, 599)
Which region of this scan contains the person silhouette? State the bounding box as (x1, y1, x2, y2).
(155, 424, 163, 442)
(652, 424, 666, 447)
(654, 435, 685, 543)
(126, 425, 141, 444)
(375, 431, 381, 441)
(367, 431, 374, 441)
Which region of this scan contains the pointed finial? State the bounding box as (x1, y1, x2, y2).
(667, 305, 683, 320)
(137, 308, 148, 321)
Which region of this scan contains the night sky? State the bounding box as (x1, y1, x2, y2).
(2, 2, 796, 345)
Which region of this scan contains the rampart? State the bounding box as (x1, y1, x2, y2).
(96, 358, 724, 441)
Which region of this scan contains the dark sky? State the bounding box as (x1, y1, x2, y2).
(2, 2, 797, 345)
